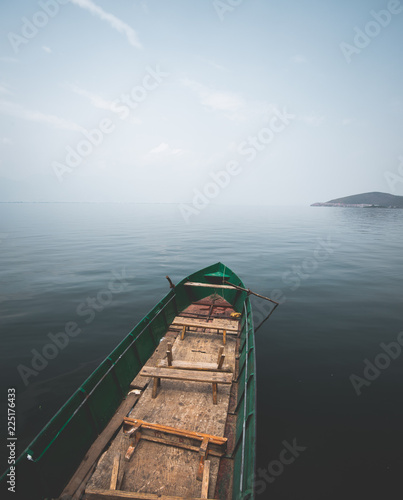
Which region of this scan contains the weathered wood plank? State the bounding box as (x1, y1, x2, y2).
(124, 432, 141, 462)
(152, 377, 159, 399)
(61, 393, 139, 498)
(212, 383, 218, 405)
(216, 346, 224, 365)
(110, 454, 120, 490)
(87, 308, 237, 498)
(129, 332, 178, 389)
(157, 359, 231, 372)
(172, 317, 238, 333)
(139, 366, 233, 384)
(138, 435, 223, 457)
(201, 460, 211, 499)
(203, 318, 239, 330)
(72, 462, 97, 500)
(123, 418, 227, 447)
(166, 342, 173, 366)
(184, 281, 236, 289)
(197, 437, 209, 481)
(85, 488, 215, 499)
(217, 353, 225, 370)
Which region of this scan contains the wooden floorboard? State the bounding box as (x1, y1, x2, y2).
(85, 305, 237, 499)
(61, 392, 140, 499)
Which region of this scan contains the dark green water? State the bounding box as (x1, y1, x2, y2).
(1, 203, 402, 499)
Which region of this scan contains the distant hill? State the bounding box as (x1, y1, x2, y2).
(311, 192, 403, 208)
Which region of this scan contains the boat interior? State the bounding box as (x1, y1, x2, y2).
(61, 293, 242, 500)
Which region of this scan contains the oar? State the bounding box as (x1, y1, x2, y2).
(165, 276, 175, 289)
(223, 280, 279, 332)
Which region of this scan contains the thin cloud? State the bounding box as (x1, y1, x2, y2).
(182, 78, 275, 122)
(70, 0, 142, 49)
(205, 60, 227, 71)
(67, 83, 114, 111)
(150, 142, 169, 154)
(1, 137, 13, 145)
(144, 142, 184, 161)
(67, 83, 141, 124)
(42, 46, 52, 54)
(182, 79, 244, 113)
(0, 100, 84, 132)
(298, 114, 325, 126)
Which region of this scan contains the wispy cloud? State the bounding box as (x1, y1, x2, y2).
(144, 142, 184, 162)
(70, 0, 142, 49)
(182, 78, 276, 122)
(0, 100, 84, 132)
(42, 46, 52, 54)
(67, 83, 114, 111)
(298, 114, 325, 126)
(1, 137, 13, 145)
(205, 60, 227, 71)
(67, 83, 142, 124)
(183, 79, 244, 113)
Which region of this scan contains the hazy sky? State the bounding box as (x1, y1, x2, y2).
(0, 0, 402, 205)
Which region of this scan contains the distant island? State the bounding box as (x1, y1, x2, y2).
(311, 192, 403, 209)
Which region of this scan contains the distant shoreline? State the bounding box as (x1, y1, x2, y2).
(311, 191, 403, 209)
(311, 202, 401, 209)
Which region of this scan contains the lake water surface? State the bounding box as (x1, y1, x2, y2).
(1, 203, 402, 499)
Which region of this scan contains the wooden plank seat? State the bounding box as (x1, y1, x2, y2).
(157, 344, 231, 373)
(139, 366, 233, 405)
(184, 281, 236, 290)
(171, 317, 239, 345)
(157, 359, 231, 372)
(122, 418, 227, 483)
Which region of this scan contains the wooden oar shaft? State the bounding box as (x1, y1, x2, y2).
(255, 302, 279, 332)
(223, 281, 280, 305)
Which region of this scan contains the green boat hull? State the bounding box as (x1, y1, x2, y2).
(1, 262, 256, 499)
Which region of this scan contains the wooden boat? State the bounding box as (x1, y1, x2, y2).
(3, 263, 258, 499)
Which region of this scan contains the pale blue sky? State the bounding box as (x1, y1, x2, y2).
(0, 0, 402, 204)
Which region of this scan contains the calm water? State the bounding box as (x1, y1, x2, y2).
(1, 203, 402, 499)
